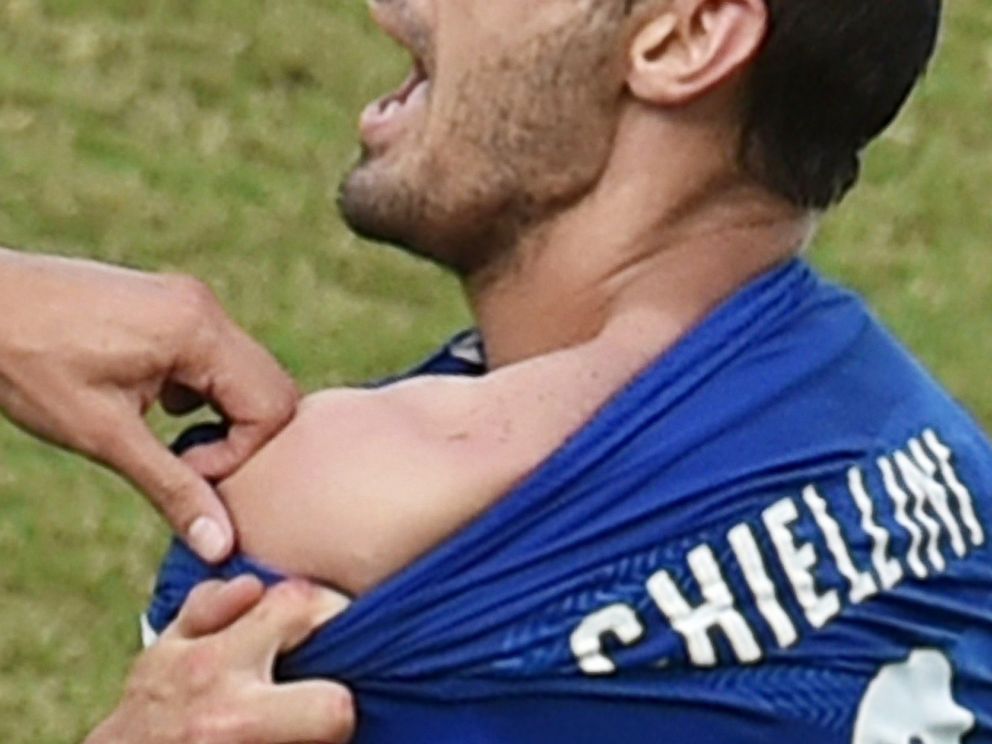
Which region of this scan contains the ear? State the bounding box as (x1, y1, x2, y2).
(627, 0, 768, 106)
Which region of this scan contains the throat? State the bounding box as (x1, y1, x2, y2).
(464, 210, 813, 370)
(466, 263, 612, 369)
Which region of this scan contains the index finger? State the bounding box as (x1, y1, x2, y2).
(221, 581, 351, 674)
(176, 320, 299, 480)
(163, 576, 267, 641)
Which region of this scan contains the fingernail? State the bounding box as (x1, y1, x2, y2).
(188, 517, 229, 563)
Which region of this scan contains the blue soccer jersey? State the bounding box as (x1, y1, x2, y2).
(148, 259, 992, 744)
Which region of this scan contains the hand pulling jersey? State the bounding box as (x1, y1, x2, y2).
(147, 260, 992, 744)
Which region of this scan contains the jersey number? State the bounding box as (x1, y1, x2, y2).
(852, 649, 976, 744)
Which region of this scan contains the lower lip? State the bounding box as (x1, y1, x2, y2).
(359, 79, 431, 152)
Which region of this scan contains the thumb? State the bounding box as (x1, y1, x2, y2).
(98, 416, 235, 563)
(164, 576, 266, 641)
(225, 581, 351, 673)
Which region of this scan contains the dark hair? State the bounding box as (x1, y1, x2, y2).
(741, 0, 942, 209)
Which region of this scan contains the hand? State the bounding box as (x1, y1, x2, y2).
(0, 249, 299, 561)
(85, 577, 355, 744)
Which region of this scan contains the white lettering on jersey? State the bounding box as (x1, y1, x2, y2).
(847, 466, 904, 590)
(907, 439, 968, 558)
(729, 523, 799, 648)
(803, 485, 878, 604)
(763, 498, 841, 629)
(647, 544, 762, 666)
(570, 429, 986, 674)
(894, 450, 947, 572)
(924, 429, 986, 547)
(570, 604, 645, 675)
(879, 456, 929, 579)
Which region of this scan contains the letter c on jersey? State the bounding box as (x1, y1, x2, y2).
(570, 604, 645, 675)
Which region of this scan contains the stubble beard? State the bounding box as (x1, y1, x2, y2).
(337, 144, 521, 276)
(338, 11, 627, 279)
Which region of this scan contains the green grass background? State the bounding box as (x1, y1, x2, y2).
(0, 0, 989, 740)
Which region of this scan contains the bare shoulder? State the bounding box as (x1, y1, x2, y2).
(217, 375, 549, 595)
(218, 335, 646, 596)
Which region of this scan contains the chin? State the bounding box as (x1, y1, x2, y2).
(336, 166, 452, 271)
(338, 158, 512, 276)
(339, 158, 419, 243)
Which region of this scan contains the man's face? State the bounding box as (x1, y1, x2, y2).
(339, 0, 631, 275)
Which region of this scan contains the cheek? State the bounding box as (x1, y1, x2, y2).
(432, 10, 625, 190)
(427, 49, 622, 206)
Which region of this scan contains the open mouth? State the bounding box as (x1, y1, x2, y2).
(359, 56, 432, 151)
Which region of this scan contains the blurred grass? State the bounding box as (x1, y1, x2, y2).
(0, 0, 989, 741)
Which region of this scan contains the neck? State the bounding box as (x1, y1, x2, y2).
(464, 106, 816, 369)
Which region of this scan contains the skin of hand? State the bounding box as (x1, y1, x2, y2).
(0, 248, 299, 562)
(85, 576, 355, 744)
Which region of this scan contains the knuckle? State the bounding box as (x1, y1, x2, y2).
(167, 274, 218, 311)
(163, 275, 223, 338)
(273, 384, 300, 421)
(121, 647, 248, 744)
(282, 384, 302, 416)
(176, 644, 221, 692)
(255, 381, 300, 426)
(159, 467, 199, 508)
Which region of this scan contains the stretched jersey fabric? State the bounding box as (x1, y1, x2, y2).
(147, 260, 992, 744)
